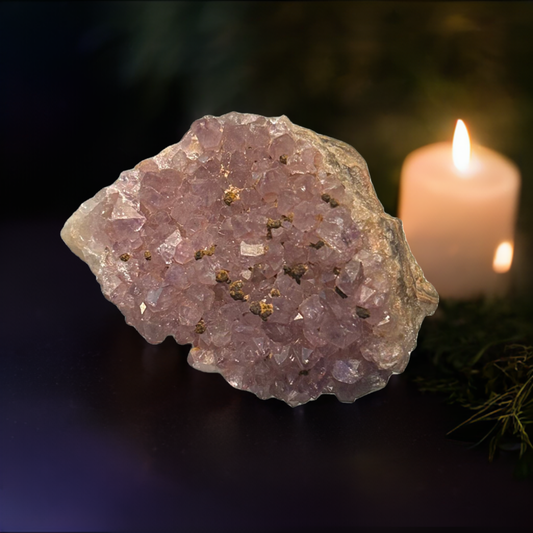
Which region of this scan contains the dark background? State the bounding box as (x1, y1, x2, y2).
(1, 2, 533, 530)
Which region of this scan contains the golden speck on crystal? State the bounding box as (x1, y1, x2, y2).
(249, 301, 274, 321)
(223, 186, 241, 206)
(229, 280, 246, 301)
(195, 318, 207, 334)
(283, 263, 308, 285)
(215, 269, 230, 283)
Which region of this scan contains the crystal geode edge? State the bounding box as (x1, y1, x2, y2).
(294, 123, 438, 315)
(61, 112, 438, 407)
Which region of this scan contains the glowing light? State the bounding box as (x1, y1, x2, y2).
(493, 241, 513, 273)
(452, 119, 471, 172)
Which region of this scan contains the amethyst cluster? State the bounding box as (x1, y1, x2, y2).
(62, 112, 438, 406)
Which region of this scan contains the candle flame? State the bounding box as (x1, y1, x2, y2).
(452, 119, 471, 172)
(493, 241, 513, 273)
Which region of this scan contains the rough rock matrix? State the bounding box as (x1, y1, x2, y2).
(61, 112, 438, 406)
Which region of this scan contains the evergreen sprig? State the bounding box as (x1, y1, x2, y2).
(409, 298, 533, 474)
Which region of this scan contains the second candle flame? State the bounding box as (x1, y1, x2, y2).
(493, 241, 513, 274)
(452, 119, 471, 172)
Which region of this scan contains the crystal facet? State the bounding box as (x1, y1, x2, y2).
(61, 112, 438, 406)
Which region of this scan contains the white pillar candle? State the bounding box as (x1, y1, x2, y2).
(398, 120, 521, 299)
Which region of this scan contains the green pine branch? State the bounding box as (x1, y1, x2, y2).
(409, 298, 533, 474)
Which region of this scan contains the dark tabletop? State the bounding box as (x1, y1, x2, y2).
(1, 219, 531, 531)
